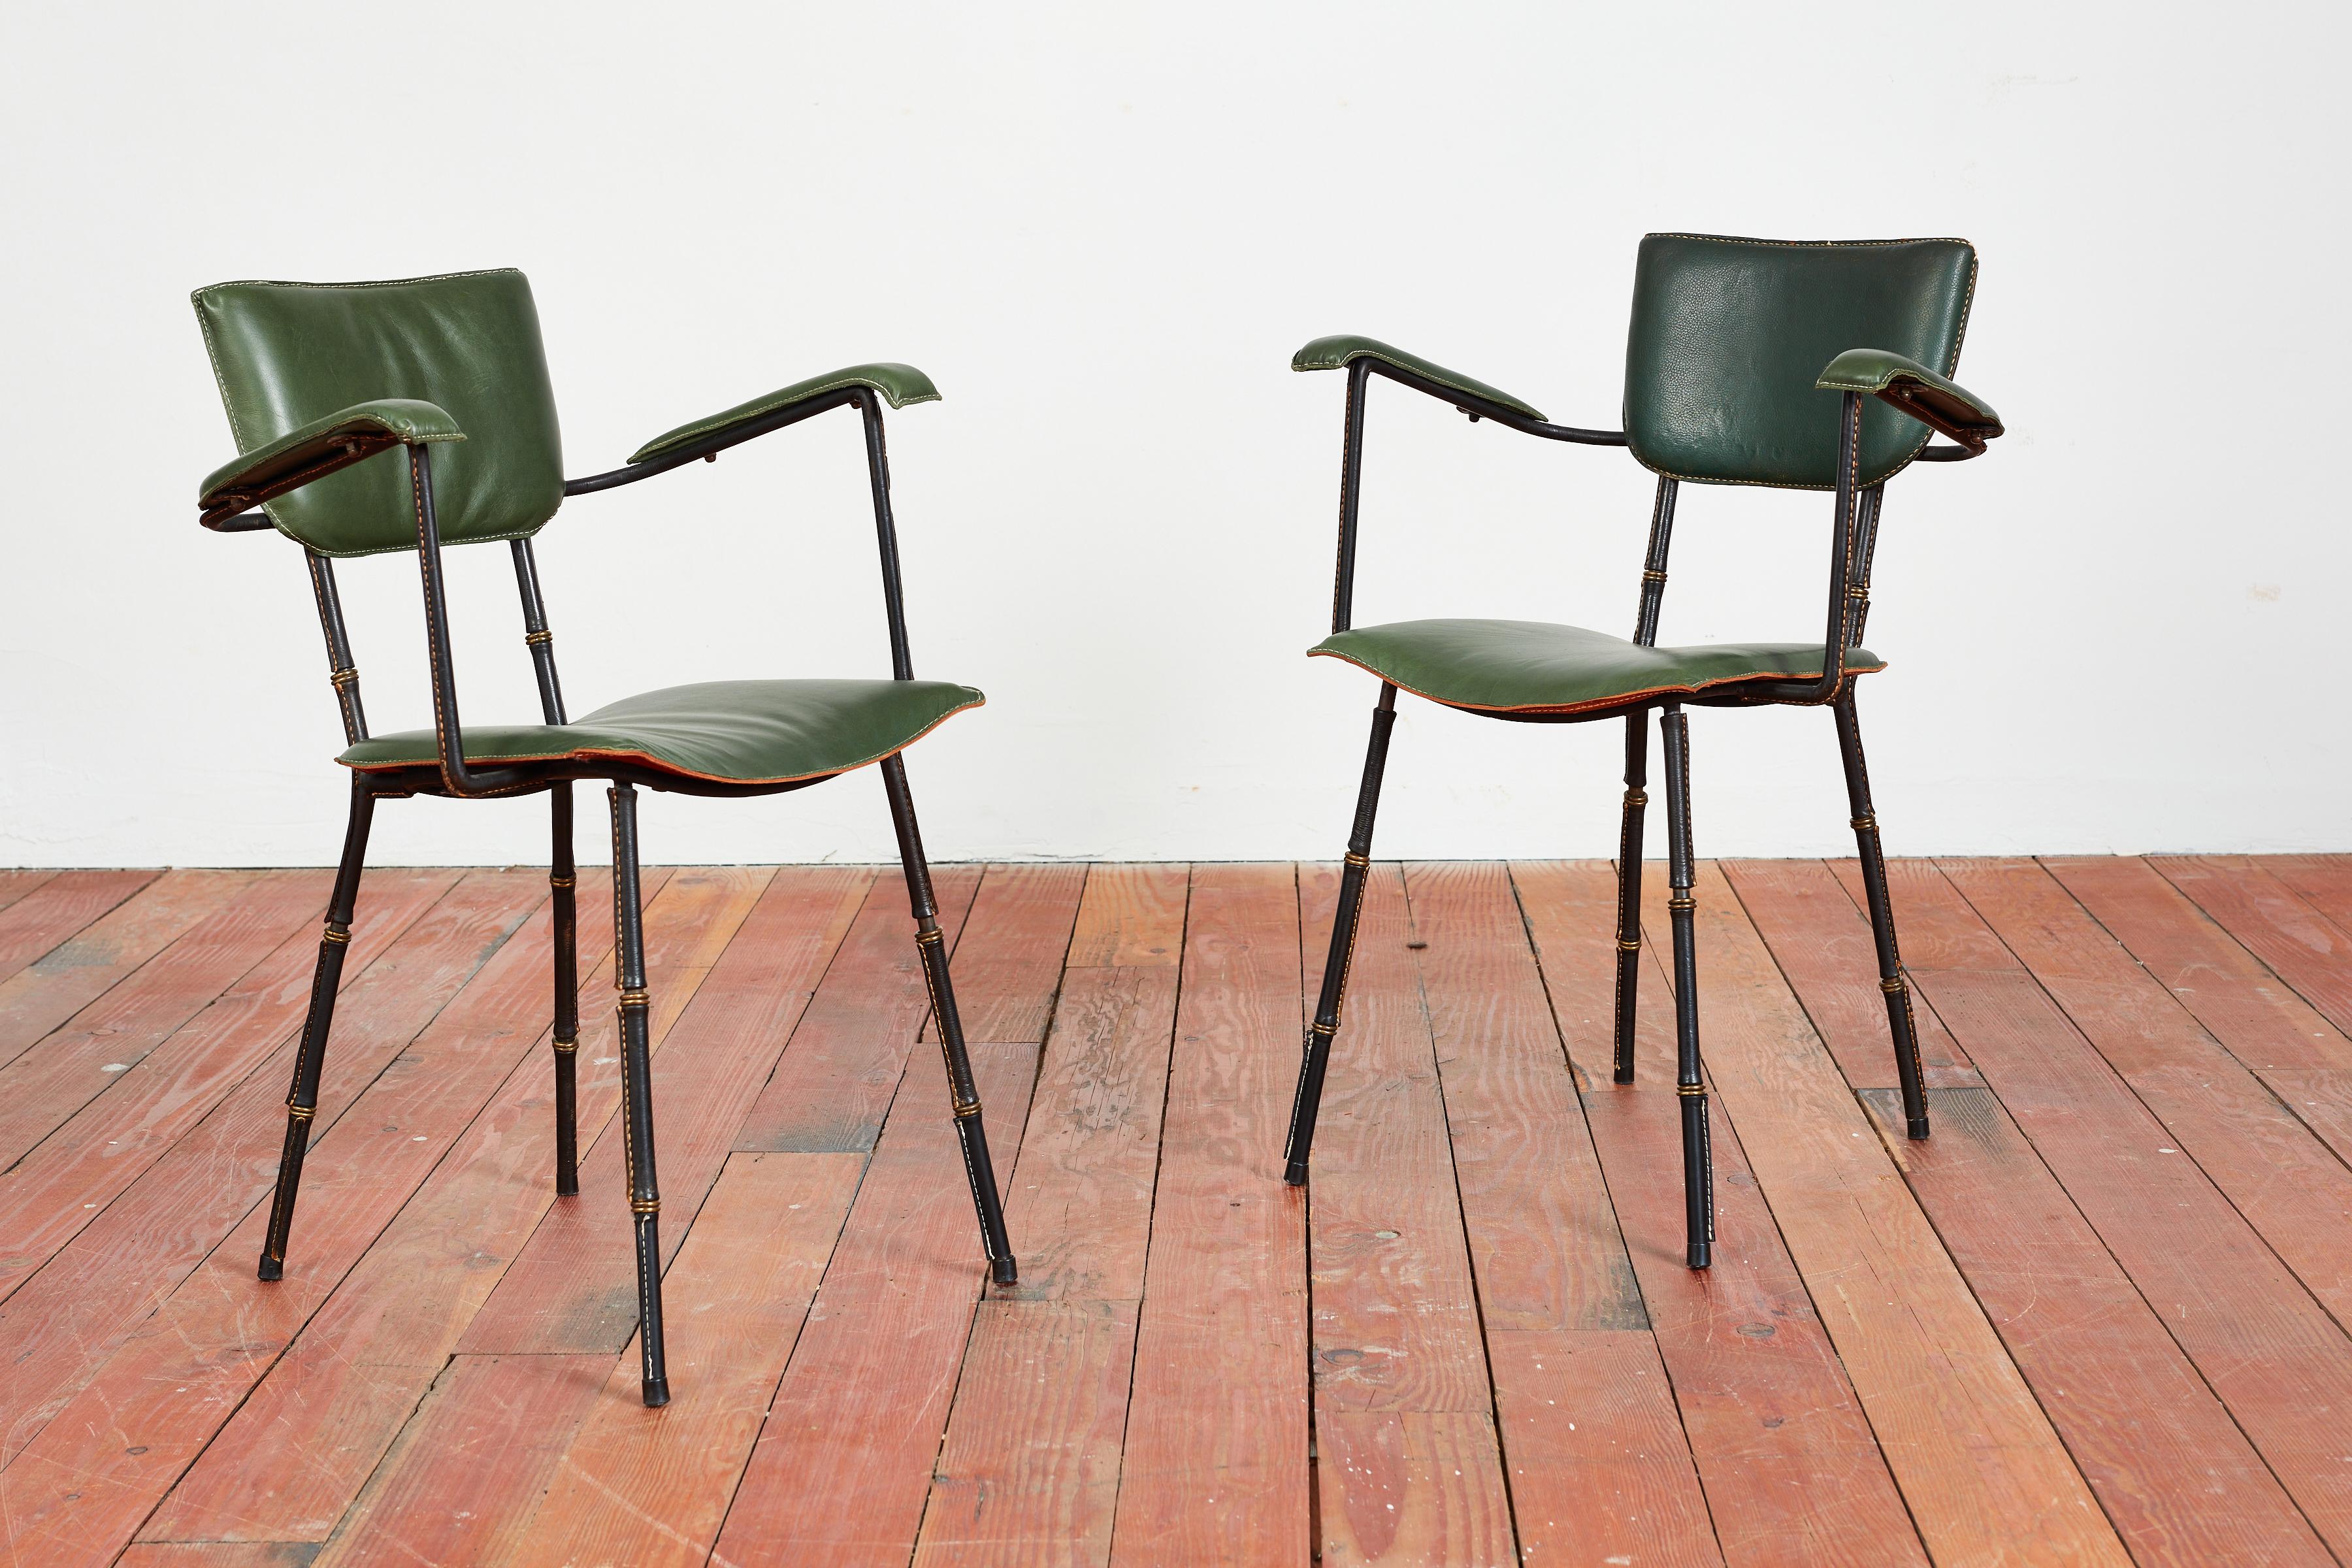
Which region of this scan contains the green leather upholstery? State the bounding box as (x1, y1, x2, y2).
(1311, 619, 1881, 716)
(338, 679, 983, 786)
(199, 399, 462, 521)
(1292, 335, 1548, 422)
(1816, 349, 2002, 453)
(195, 270, 564, 557)
(630, 364, 941, 464)
(1624, 235, 1977, 489)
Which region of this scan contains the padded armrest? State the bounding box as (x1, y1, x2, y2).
(199, 399, 463, 525)
(1816, 349, 2002, 455)
(628, 363, 941, 464)
(1292, 335, 1548, 423)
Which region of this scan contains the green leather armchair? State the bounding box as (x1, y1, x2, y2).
(191, 269, 1013, 1408)
(1280, 234, 2004, 1272)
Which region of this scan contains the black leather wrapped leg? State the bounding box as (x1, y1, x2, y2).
(1284, 683, 1399, 1186)
(260, 776, 375, 1281)
(881, 755, 1017, 1285)
(1611, 711, 1650, 1085)
(1660, 706, 1713, 1270)
(1836, 690, 1930, 1139)
(608, 783, 668, 1407)
(550, 782, 581, 1195)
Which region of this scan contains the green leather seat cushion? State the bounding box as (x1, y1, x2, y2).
(338, 678, 982, 785)
(1311, 619, 1880, 715)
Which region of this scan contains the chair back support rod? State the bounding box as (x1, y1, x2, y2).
(1363, 359, 1628, 446)
(1331, 359, 1371, 634)
(856, 392, 917, 680)
(408, 444, 531, 796)
(1848, 483, 1884, 648)
(304, 551, 369, 744)
(1632, 476, 1678, 646)
(510, 538, 569, 725)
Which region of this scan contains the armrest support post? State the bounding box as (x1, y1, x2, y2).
(408, 444, 532, 798)
(1333, 359, 1371, 635)
(856, 392, 917, 680)
(1631, 476, 1679, 647)
(1811, 391, 1864, 701)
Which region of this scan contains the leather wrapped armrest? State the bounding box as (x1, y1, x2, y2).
(628, 363, 940, 464)
(1293, 335, 1548, 423)
(199, 398, 463, 526)
(1816, 349, 2002, 455)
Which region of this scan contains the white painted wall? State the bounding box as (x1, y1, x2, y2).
(3, 2, 2344, 868)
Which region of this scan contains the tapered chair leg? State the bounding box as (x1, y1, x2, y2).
(1835, 690, 1931, 1139)
(1283, 683, 1400, 1185)
(608, 783, 670, 1407)
(880, 755, 1018, 1284)
(1659, 706, 1713, 1269)
(259, 776, 376, 1282)
(550, 782, 580, 1196)
(1611, 711, 1650, 1085)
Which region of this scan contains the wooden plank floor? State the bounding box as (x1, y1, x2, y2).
(1, 857, 2349, 1565)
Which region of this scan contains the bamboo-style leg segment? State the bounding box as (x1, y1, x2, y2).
(1660, 706, 1712, 1269)
(608, 783, 669, 1407)
(1835, 689, 1931, 1139)
(259, 776, 376, 1282)
(881, 754, 1017, 1285)
(549, 782, 580, 1196)
(1283, 683, 1400, 1185)
(1611, 711, 1650, 1085)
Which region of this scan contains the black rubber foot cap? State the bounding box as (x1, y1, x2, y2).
(256, 1257, 284, 1282)
(555, 1179, 580, 1198)
(1687, 1243, 1712, 1271)
(641, 1377, 670, 1408)
(991, 1257, 1019, 1286)
(1283, 1158, 1310, 1186)
(1613, 1068, 1636, 1085)
(1907, 1118, 1931, 1141)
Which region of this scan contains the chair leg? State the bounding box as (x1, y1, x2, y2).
(1283, 683, 1400, 1186)
(550, 782, 580, 1196)
(1611, 711, 1649, 1085)
(880, 755, 1018, 1285)
(608, 783, 670, 1407)
(1659, 706, 1713, 1270)
(259, 776, 376, 1282)
(1834, 690, 1930, 1139)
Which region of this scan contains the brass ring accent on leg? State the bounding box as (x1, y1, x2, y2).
(1676, 1083, 1707, 1098)
(616, 987, 650, 1009)
(915, 928, 945, 947)
(321, 927, 351, 945)
(524, 629, 555, 646)
(549, 874, 576, 889)
(953, 1100, 983, 1119)
(630, 1198, 660, 1215)
(328, 667, 359, 691)
(1667, 896, 1696, 912)
(1623, 789, 1647, 808)
(285, 1102, 316, 1121)
(1642, 569, 1668, 583)
(1852, 814, 1877, 831)
(552, 1035, 580, 1054)
(1880, 975, 1908, 994)
(1343, 852, 1371, 868)
(1616, 938, 1642, 953)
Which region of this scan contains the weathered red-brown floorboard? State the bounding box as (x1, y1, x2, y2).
(1720, 858, 1978, 1088)
(2153, 857, 2352, 1036)
(309, 1354, 613, 1568)
(1908, 962, 2352, 1554)
(0, 868, 157, 985)
(1943, 857, 2352, 1328)
(911, 866, 1188, 1568)
(455, 866, 857, 1356)
(0, 870, 455, 1300)
(2269, 855, 2352, 934)
(0, 870, 254, 1072)
(1108, 864, 1310, 1567)
(0, 871, 325, 1169)
(0, 870, 547, 1564)
(0, 870, 531, 1470)
(115, 1544, 322, 1567)
(1736, 861, 2333, 1565)
(1515, 860, 1921, 1567)
(1301, 863, 1515, 1566)
(2048, 853, 2352, 1163)
(0, 871, 59, 920)
(497, 1151, 862, 1568)
(141, 866, 749, 1543)
(1644, 862, 2127, 1565)
(704, 1042, 1038, 1567)
(733, 866, 983, 1152)
(924, 862, 1088, 1044)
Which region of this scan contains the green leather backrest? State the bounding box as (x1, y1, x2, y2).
(1624, 235, 1976, 490)
(194, 269, 564, 557)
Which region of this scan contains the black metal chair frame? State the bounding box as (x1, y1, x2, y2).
(203, 385, 1014, 1406)
(1281, 355, 1982, 1268)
